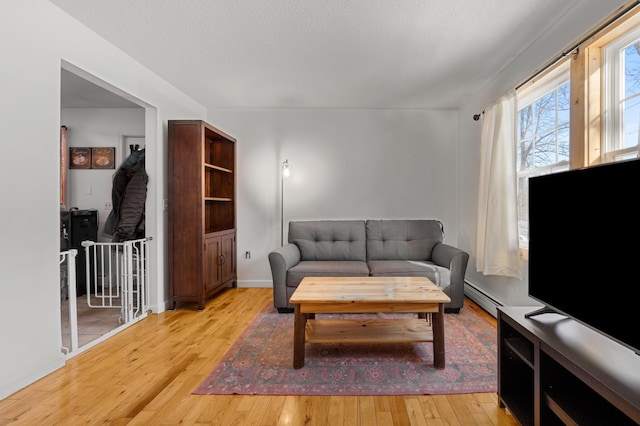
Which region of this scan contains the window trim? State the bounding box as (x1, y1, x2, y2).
(515, 61, 571, 252)
(603, 24, 640, 160)
(517, 62, 570, 109)
(512, 2, 640, 259)
(580, 5, 640, 167)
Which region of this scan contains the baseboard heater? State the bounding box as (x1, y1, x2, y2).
(464, 281, 503, 318)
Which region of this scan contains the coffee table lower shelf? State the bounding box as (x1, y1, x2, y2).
(305, 318, 434, 343)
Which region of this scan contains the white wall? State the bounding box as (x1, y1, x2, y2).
(0, 0, 206, 400)
(62, 108, 145, 240)
(456, 0, 628, 307)
(1, 0, 628, 402)
(208, 108, 459, 286)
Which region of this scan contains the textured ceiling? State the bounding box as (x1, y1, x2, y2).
(52, 0, 584, 110)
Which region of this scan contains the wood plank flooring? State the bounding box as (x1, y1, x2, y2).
(0, 288, 517, 425)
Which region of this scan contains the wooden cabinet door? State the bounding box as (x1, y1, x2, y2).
(204, 236, 222, 296)
(220, 232, 235, 284)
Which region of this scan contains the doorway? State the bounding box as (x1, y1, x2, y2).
(59, 63, 155, 357)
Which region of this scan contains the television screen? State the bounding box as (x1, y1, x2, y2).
(528, 158, 640, 355)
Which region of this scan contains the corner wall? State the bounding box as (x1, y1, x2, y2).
(208, 108, 460, 287)
(456, 0, 627, 310)
(0, 0, 205, 399)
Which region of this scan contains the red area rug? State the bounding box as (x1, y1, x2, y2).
(193, 303, 497, 396)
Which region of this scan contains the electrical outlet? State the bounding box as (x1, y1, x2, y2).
(104, 201, 112, 210)
(244, 251, 251, 259)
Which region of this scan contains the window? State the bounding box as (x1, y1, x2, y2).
(604, 25, 640, 161)
(516, 63, 570, 248)
(507, 4, 640, 256)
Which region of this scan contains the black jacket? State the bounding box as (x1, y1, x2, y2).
(104, 149, 147, 241)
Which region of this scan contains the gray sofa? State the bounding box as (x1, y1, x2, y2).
(268, 219, 469, 314)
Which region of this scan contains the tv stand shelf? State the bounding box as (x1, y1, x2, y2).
(497, 306, 640, 425)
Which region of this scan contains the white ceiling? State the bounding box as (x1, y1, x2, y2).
(52, 0, 585, 110)
(61, 69, 141, 108)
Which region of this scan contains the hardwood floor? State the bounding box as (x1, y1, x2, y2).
(0, 288, 517, 425)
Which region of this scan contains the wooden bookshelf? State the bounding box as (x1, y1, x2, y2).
(168, 120, 236, 310)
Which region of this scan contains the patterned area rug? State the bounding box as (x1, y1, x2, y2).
(193, 303, 497, 396)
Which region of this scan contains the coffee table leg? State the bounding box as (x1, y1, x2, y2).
(293, 304, 306, 368)
(432, 305, 445, 369)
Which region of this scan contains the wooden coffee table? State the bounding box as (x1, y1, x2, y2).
(289, 276, 451, 369)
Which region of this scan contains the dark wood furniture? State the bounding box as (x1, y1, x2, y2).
(498, 306, 640, 425)
(168, 120, 236, 310)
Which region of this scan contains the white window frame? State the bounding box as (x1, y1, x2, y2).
(603, 24, 640, 162)
(516, 61, 571, 250)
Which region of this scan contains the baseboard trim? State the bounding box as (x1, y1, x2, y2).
(464, 281, 503, 318)
(237, 280, 272, 288)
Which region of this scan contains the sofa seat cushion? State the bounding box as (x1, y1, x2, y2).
(286, 261, 370, 288)
(367, 260, 451, 289)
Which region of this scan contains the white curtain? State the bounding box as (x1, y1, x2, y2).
(476, 91, 522, 279)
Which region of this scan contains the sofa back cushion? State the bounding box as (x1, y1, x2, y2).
(289, 220, 367, 261)
(366, 219, 443, 261)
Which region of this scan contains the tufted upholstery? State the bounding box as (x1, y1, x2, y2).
(289, 220, 366, 261)
(366, 219, 443, 261)
(269, 219, 469, 314)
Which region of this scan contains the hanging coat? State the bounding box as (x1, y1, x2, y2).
(104, 148, 147, 241)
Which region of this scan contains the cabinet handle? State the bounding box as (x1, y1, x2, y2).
(221, 254, 226, 265)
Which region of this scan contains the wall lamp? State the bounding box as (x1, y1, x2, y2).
(281, 159, 290, 246)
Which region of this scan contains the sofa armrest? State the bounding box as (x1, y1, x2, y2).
(268, 243, 301, 309)
(432, 243, 470, 312)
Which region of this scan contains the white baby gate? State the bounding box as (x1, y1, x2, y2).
(59, 249, 79, 353)
(60, 237, 151, 356)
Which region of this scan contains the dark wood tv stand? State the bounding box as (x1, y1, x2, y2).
(497, 306, 640, 425)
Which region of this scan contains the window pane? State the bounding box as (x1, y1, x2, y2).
(522, 138, 533, 169)
(517, 138, 531, 170)
(605, 32, 640, 155)
(624, 42, 640, 99)
(517, 80, 570, 172)
(534, 131, 556, 166)
(535, 92, 557, 135)
(622, 95, 640, 148)
(558, 82, 570, 124)
(558, 125, 569, 162)
(516, 69, 570, 249)
(516, 138, 522, 166)
(518, 106, 533, 139)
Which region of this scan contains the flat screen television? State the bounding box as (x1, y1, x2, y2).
(527, 157, 640, 355)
